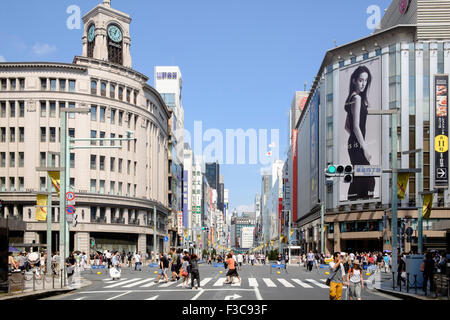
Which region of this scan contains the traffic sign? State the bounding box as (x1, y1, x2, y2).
(405, 227, 413, 236)
(163, 236, 168, 242)
(66, 192, 75, 201)
(66, 206, 76, 215)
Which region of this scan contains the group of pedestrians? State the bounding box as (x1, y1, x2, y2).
(205, 252, 267, 266)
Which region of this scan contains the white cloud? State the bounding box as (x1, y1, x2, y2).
(0, 56, 5, 62)
(32, 43, 56, 56)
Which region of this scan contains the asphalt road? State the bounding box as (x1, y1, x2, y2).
(46, 264, 398, 301)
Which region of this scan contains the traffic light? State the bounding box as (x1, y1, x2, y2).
(325, 164, 353, 183)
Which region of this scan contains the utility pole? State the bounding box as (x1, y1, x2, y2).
(153, 205, 157, 262)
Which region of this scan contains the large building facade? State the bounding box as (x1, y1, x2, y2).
(0, 0, 171, 255)
(292, 0, 450, 254)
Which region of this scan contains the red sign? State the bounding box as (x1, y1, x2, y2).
(299, 96, 308, 112)
(292, 129, 298, 223)
(66, 192, 75, 201)
(399, 0, 410, 15)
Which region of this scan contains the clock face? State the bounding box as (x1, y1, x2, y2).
(108, 25, 123, 43)
(88, 25, 95, 43)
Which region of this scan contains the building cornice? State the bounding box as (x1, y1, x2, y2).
(0, 62, 87, 72)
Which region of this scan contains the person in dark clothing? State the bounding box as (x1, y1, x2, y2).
(190, 254, 200, 290)
(423, 252, 435, 295)
(397, 254, 406, 287)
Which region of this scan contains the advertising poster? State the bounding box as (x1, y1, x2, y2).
(338, 58, 381, 202)
(434, 75, 449, 187)
(310, 92, 319, 207)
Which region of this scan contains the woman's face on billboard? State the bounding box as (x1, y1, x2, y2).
(353, 72, 369, 94)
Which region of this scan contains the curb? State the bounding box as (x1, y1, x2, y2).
(375, 288, 432, 300)
(0, 279, 93, 301)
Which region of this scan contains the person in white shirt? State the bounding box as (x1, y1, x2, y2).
(134, 252, 142, 271)
(105, 250, 112, 269)
(347, 260, 364, 300)
(249, 254, 255, 266)
(237, 254, 243, 270)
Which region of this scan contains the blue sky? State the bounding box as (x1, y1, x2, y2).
(0, 0, 392, 212)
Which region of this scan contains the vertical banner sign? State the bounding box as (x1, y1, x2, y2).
(435, 75, 449, 187)
(292, 129, 298, 222)
(36, 194, 47, 221)
(48, 171, 61, 197)
(177, 212, 183, 236)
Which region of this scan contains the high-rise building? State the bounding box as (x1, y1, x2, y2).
(205, 162, 219, 190)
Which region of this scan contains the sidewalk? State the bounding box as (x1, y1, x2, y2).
(0, 270, 92, 300)
(373, 270, 449, 301)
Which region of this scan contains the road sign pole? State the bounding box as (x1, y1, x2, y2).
(59, 110, 67, 284)
(391, 112, 399, 274)
(65, 129, 70, 258)
(153, 206, 157, 262)
(46, 153, 52, 274)
(418, 149, 423, 254)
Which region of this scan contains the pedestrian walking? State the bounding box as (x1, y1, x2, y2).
(190, 254, 201, 290)
(181, 255, 190, 288)
(328, 252, 345, 300)
(134, 252, 142, 271)
(170, 248, 180, 281)
(155, 253, 169, 283)
(237, 253, 243, 269)
(307, 250, 314, 272)
(105, 250, 112, 269)
(66, 253, 76, 288)
(421, 252, 435, 296)
(225, 253, 241, 284)
(397, 253, 406, 288)
(347, 260, 364, 300)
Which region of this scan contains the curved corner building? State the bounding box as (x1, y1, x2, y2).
(0, 1, 171, 255)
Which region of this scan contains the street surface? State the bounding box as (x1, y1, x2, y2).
(46, 264, 398, 301)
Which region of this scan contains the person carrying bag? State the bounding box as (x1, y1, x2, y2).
(327, 252, 346, 300)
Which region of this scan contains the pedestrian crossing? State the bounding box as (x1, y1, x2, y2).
(99, 276, 336, 290)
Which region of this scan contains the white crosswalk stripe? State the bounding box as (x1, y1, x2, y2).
(146, 295, 159, 300)
(292, 279, 313, 288)
(262, 278, 277, 287)
(213, 278, 227, 286)
(200, 277, 212, 286)
(249, 278, 258, 287)
(104, 278, 127, 284)
(305, 279, 329, 288)
(104, 278, 142, 288)
(140, 281, 159, 288)
(277, 278, 295, 288)
(122, 278, 155, 288)
(159, 280, 177, 288)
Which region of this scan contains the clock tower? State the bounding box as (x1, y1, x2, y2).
(81, 0, 132, 68)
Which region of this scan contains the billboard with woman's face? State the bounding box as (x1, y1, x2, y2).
(338, 58, 381, 202)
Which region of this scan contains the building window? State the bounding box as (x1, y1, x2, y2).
(19, 101, 24, 117)
(10, 79, 16, 90)
(110, 157, 115, 171)
(49, 127, 56, 142)
(18, 79, 25, 90)
(90, 179, 96, 193)
(0, 177, 5, 191)
(100, 107, 105, 122)
(9, 101, 15, 117)
(40, 177, 46, 191)
(0, 153, 5, 167)
(110, 84, 116, 99)
(127, 160, 131, 175)
(70, 178, 75, 190)
(126, 89, 131, 102)
(49, 102, 56, 118)
(40, 101, 46, 117)
(40, 127, 46, 142)
(18, 177, 24, 191)
(1, 127, 5, 142)
(118, 182, 122, 196)
(68, 102, 75, 119)
(127, 183, 130, 196)
(70, 153, 75, 168)
(91, 105, 97, 121)
(19, 152, 24, 167)
(59, 79, 66, 91)
(91, 80, 97, 95)
(9, 127, 15, 142)
(90, 130, 96, 146)
(19, 127, 24, 142)
(110, 109, 116, 124)
(99, 156, 105, 171)
(118, 87, 123, 100)
(90, 155, 96, 170)
(69, 80, 76, 92)
(99, 180, 105, 194)
(134, 161, 137, 176)
(101, 82, 107, 97)
(118, 111, 123, 126)
(134, 91, 138, 105)
(118, 159, 122, 173)
(127, 113, 132, 129)
(50, 79, 57, 91)
(9, 177, 15, 191)
(40, 152, 46, 167)
(41, 78, 47, 90)
(110, 181, 115, 195)
(8, 153, 14, 167)
(134, 184, 137, 197)
(1, 102, 5, 117)
(68, 128, 75, 138)
(99, 131, 105, 146)
(1, 79, 6, 90)
(110, 133, 115, 146)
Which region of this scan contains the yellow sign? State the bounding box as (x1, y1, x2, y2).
(36, 195, 47, 221)
(423, 193, 433, 220)
(397, 173, 411, 200)
(435, 135, 449, 153)
(48, 172, 61, 197)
